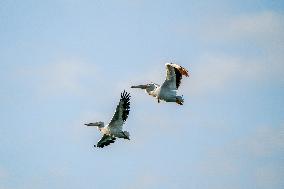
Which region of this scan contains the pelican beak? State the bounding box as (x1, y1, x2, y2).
(85, 123, 97, 126)
(131, 84, 147, 89)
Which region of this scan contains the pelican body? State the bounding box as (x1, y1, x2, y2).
(85, 91, 131, 148)
(131, 63, 189, 105)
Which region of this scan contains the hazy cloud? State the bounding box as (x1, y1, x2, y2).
(0, 167, 8, 180)
(187, 11, 284, 44)
(254, 163, 284, 189)
(235, 123, 284, 157)
(126, 173, 166, 189)
(230, 123, 284, 189)
(180, 11, 284, 95)
(187, 53, 267, 95)
(14, 58, 101, 98)
(37, 59, 97, 95)
(191, 123, 284, 189)
(227, 11, 284, 41)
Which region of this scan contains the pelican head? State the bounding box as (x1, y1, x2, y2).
(85, 121, 104, 129)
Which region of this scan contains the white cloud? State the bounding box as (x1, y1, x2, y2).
(0, 167, 8, 180)
(192, 123, 284, 189)
(187, 53, 268, 95)
(179, 11, 284, 95)
(255, 163, 284, 189)
(15, 58, 100, 97)
(126, 171, 166, 189)
(235, 123, 284, 157)
(192, 11, 284, 45)
(38, 59, 97, 96)
(237, 124, 284, 189)
(228, 12, 283, 40)
(0, 167, 9, 189)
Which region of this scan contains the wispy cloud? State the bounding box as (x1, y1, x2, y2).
(0, 167, 8, 180)
(0, 167, 9, 189)
(226, 12, 284, 41)
(234, 123, 284, 157)
(228, 123, 284, 189)
(187, 53, 267, 95)
(180, 11, 284, 95)
(192, 123, 284, 189)
(126, 171, 166, 189)
(254, 163, 284, 189)
(15, 58, 100, 98)
(188, 11, 284, 44)
(37, 59, 97, 96)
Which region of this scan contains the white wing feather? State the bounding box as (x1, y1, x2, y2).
(108, 90, 130, 130)
(161, 63, 189, 90)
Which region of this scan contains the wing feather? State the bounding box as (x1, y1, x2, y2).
(162, 63, 189, 90)
(108, 90, 131, 129)
(96, 135, 116, 148)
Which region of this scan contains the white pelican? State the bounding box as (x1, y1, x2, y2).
(131, 63, 189, 105)
(85, 90, 131, 148)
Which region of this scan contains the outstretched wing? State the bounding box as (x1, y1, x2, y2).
(161, 63, 189, 90)
(96, 135, 116, 148)
(108, 90, 131, 130)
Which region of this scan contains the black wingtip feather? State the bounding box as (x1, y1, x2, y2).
(96, 137, 116, 148)
(120, 90, 131, 122)
(174, 68, 182, 89)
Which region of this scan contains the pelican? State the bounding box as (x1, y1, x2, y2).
(131, 63, 189, 105)
(85, 90, 131, 148)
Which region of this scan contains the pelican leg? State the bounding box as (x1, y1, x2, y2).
(124, 134, 130, 140)
(158, 98, 160, 103)
(123, 133, 130, 140)
(175, 96, 184, 105)
(119, 131, 130, 140)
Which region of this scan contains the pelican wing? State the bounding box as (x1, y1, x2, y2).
(108, 90, 131, 129)
(96, 134, 116, 148)
(161, 63, 189, 90)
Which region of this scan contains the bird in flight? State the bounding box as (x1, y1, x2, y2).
(131, 63, 189, 105)
(85, 90, 131, 148)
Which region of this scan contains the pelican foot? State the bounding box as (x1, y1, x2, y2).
(123, 135, 130, 140)
(176, 99, 184, 105)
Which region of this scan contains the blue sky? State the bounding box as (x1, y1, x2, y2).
(0, 0, 283, 189)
